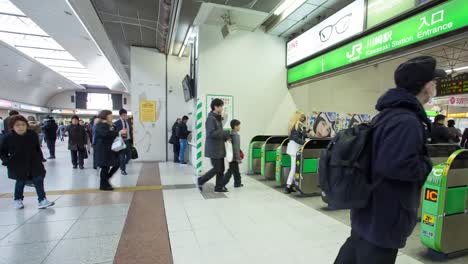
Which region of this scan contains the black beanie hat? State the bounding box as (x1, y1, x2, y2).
(394, 56, 447, 94)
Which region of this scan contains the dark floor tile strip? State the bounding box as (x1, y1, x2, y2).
(114, 163, 173, 264)
(163, 184, 196, 190)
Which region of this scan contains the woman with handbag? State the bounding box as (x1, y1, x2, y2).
(94, 110, 122, 191)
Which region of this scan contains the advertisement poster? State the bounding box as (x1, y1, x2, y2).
(206, 94, 234, 129)
(289, 0, 468, 83)
(139, 100, 156, 122)
(287, 0, 365, 66)
(336, 113, 353, 131)
(348, 114, 372, 128)
(309, 112, 337, 138)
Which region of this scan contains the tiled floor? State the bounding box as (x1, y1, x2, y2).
(253, 176, 468, 264)
(0, 142, 135, 264)
(0, 140, 465, 263)
(159, 163, 425, 264)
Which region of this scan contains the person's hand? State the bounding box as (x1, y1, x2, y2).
(227, 138, 232, 142)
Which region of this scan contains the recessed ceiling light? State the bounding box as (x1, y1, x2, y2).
(57, 86, 63, 89)
(17, 69, 22, 72)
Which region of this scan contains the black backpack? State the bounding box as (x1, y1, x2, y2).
(319, 119, 380, 209)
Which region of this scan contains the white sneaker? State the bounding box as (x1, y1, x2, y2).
(38, 199, 55, 209)
(13, 200, 24, 209)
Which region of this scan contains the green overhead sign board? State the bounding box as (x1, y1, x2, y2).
(288, 0, 468, 84)
(367, 0, 416, 29)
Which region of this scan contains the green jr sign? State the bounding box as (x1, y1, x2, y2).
(288, 0, 468, 84)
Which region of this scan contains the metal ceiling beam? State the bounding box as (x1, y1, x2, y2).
(15, 45, 65, 52)
(34, 57, 77, 62)
(0, 11, 27, 17)
(0, 30, 50, 38)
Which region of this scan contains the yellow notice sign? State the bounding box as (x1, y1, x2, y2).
(140, 100, 156, 122)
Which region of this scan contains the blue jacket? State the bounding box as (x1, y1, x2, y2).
(351, 88, 432, 249)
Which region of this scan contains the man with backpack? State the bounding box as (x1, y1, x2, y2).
(329, 56, 446, 263)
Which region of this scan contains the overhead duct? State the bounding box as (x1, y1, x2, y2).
(157, 0, 172, 52)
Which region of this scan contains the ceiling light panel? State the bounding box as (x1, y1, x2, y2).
(0, 0, 102, 86)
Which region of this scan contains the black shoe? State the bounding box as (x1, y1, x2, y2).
(121, 170, 128, 175)
(42, 159, 47, 162)
(48, 156, 55, 159)
(100, 186, 114, 191)
(79, 166, 84, 170)
(215, 187, 228, 193)
(197, 177, 203, 192)
(234, 184, 244, 188)
(73, 165, 78, 169)
(285, 186, 296, 194)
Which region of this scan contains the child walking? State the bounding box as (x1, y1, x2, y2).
(1, 115, 55, 209)
(223, 119, 243, 188)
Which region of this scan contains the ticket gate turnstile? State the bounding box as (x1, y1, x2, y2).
(421, 149, 468, 256)
(295, 139, 330, 195)
(248, 136, 271, 175)
(261, 136, 288, 180)
(275, 138, 291, 186)
(420, 144, 461, 218)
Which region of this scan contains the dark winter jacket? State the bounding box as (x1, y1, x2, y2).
(204, 112, 230, 159)
(176, 122, 190, 140)
(231, 131, 241, 162)
(430, 122, 451, 144)
(169, 122, 179, 145)
(42, 119, 58, 140)
(290, 126, 308, 145)
(67, 124, 87, 151)
(351, 88, 432, 249)
(94, 122, 119, 167)
(0, 130, 45, 181)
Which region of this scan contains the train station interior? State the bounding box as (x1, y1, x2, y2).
(0, 0, 468, 263)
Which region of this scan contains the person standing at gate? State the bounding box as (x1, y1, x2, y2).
(169, 118, 181, 162)
(42, 116, 58, 159)
(285, 110, 309, 194)
(197, 98, 231, 192)
(114, 109, 132, 175)
(67, 115, 87, 169)
(176, 116, 190, 164)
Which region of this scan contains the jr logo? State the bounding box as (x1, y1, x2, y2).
(346, 43, 363, 59)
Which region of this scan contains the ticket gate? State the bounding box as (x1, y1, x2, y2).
(420, 144, 461, 218)
(248, 136, 271, 175)
(295, 139, 330, 195)
(421, 149, 468, 256)
(275, 138, 291, 186)
(261, 136, 288, 180)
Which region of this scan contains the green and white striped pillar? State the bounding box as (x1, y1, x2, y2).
(196, 97, 203, 175)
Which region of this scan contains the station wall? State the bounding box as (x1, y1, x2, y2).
(290, 57, 409, 116)
(197, 24, 296, 172)
(130, 47, 192, 161)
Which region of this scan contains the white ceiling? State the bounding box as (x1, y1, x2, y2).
(268, 0, 354, 37)
(12, 0, 129, 91)
(0, 40, 80, 106)
(194, 3, 269, 31)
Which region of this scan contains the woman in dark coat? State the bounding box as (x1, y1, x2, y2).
(94, 110, 121, 191)
(0, 115, 55, 209)
(67, 115, 87, 169)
